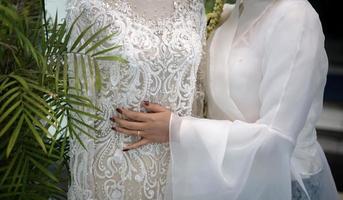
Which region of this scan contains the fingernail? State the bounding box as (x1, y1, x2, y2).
(143, 101, 149, 106)
(110, 117, 115, 122)
(111, 127, 117, 131)
(122, 148, 129, 152)
(116, 108, 122, 114)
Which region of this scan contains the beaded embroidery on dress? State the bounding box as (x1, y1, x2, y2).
(66, 0, 206, 199)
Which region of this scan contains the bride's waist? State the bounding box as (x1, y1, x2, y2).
(112, 133, 170, 150)
(102, 99, 191, 116)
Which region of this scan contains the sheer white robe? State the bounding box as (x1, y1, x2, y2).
(168, 0, 339, 199)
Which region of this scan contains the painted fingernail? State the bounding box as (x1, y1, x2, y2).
(143, 101, 149, 106)
(110, 117, 115, 122)
(116, 108, 122, 114)
(111, 127, 117, 131)
(122, 148, 129, 152)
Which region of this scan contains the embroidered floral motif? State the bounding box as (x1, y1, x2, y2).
(66, 0, 206, 199)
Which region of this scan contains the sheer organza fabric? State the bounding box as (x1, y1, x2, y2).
(168, 0, 339, 199)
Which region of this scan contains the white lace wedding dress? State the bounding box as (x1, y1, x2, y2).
(66, 0, 206, 199)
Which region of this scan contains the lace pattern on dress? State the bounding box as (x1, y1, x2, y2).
(66, 0, 206, 199)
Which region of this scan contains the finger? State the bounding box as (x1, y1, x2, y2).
(114, 117, 146, 130)
(117, 108, 149, 122)
(112, 126, 145, 137)
(123, 138, 150, 151)
(142, 101, 168, 113)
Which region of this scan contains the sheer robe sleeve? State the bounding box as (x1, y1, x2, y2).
(168, 3, 330, 200)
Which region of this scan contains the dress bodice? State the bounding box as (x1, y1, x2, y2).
(66, 0, 206, 199)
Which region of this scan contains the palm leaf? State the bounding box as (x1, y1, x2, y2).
(8, 75, 30, 91)
(6, 115, 24, 157)
(68, 107, 102, 121)
(69, 22, 95, 52)
(1, 81, 17, 90)
(23, 102, 56, 128)
(67, 122, 86, 149)
(91, 45, 121, 57)
(95, 55, 128, 63)
(0, 86, 20, 102)
(94, 59, 102, 92)
(80, 55, 88, 91)
(0, 90, 21, 114)
(0, 154, 18, 185)
(9, 152, 25, 192)
(63, 11, 83, 47)
(26, 110, 52, 137)
(0, 1, 124, 198)
(0, 104, 22, 136)
(29, 157, 58, 182)
(77, 24, 111, 53)
(85, 31, 117, 54)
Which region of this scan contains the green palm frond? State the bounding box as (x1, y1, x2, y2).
(0, 1, 124, 199)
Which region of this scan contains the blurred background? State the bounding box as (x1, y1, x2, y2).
(46, 0, 343, 196)
(308, 0, 343, 195)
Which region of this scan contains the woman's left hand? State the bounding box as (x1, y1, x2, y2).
(111, 101, 171, 151)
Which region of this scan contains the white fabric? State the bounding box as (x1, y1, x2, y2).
(169, 0, 339, 199)
(66, 0, 206, 199)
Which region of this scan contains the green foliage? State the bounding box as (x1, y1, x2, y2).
(0, 1, 124, 199)
(205, 0, 237, 36)
(205, 0, 236, 13)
